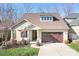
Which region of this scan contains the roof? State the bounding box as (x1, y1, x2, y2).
(12, 13, 69, 30)
(65, 13, 79, 19)
(65, 13, 79, 26)
(70, 18, 79, 26)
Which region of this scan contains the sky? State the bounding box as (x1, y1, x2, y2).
(12, 3, 79, 16)
(1, 3, 79, 18)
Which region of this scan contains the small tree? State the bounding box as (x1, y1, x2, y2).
(0, 3, 17, 42)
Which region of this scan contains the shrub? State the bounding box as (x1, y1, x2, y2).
(1, 39, 18, 49)
(25, 40, 30, 45)
(64, 40, 69, 44)
(17, 39, 30, 47)
(36, 41, 42, 46)
(68, 39, 72, 43)
(11, 39, 17, 45)
(20, 39, 26, 46)
(1, 41, 8, 49)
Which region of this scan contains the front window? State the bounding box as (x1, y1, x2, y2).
(40, 16, 53, 22)
(21, 31, 27, 38)
(12, 30, 16, 39)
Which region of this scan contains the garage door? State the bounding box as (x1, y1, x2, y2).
(42, 32, 63, 43)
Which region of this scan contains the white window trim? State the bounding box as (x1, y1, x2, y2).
(40, 16, 53, 22)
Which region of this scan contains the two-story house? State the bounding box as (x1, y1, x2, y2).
(10, 13, 69, 43)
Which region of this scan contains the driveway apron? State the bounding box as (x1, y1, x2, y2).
(38, 43, 79, 56)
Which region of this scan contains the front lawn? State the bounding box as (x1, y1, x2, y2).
(0, 47, 39, 56)
(68, 41, 79, 52)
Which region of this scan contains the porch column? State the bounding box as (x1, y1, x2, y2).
(29, 30, 32, 41)
(63, 31, 68, 43)
(37, 30, 42, 43)
(27, 30, 30, 41)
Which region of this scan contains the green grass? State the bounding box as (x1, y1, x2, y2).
(0, 47, 39, 56)
(68, 41, 79, 52)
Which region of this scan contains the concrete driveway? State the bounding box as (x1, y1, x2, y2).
(38, 43, 79, 56)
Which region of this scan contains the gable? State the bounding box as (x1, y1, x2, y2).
(11, 20, 26, 29)
(15, 21, 31, 30)
(12, 19, 40, 30)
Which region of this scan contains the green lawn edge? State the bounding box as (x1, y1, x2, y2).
(68, 42, 79, 52)
(0, 47, 39, 56)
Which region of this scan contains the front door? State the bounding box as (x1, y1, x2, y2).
(32, 30, 37, 41)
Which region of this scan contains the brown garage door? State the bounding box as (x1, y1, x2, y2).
(42, 32, 63, 43)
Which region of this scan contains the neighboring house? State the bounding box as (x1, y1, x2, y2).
(64, 13, 79, 40)
(10, 13, 69, 43)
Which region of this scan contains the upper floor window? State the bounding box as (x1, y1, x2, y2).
(40, 16, 53, 22)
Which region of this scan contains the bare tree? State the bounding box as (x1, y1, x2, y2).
(0, 3, 17, 42)
(37, 7, 45, 13)
(36, 5, 50, 13)
(22, 3, 33, 13)
(52, 4, 60, 14)
(62, 3, 75, 16)
(36, 4, 60, 14)
(37, 3, 75, 16)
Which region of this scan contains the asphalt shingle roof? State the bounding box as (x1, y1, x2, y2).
(65, 13, 79, 26)
(70, 18, 79, 26)
(23, 13, 69, 29)
(65, 13, 79, 19)
(11, 13, 69, 30)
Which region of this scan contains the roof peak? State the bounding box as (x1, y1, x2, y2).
(23, 13, 60, 15)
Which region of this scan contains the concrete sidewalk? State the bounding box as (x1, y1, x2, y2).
(38, 43, 79, 56)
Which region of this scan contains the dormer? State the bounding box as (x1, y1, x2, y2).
(40, 15, 59, 22)
(40, 16, 53, 22)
